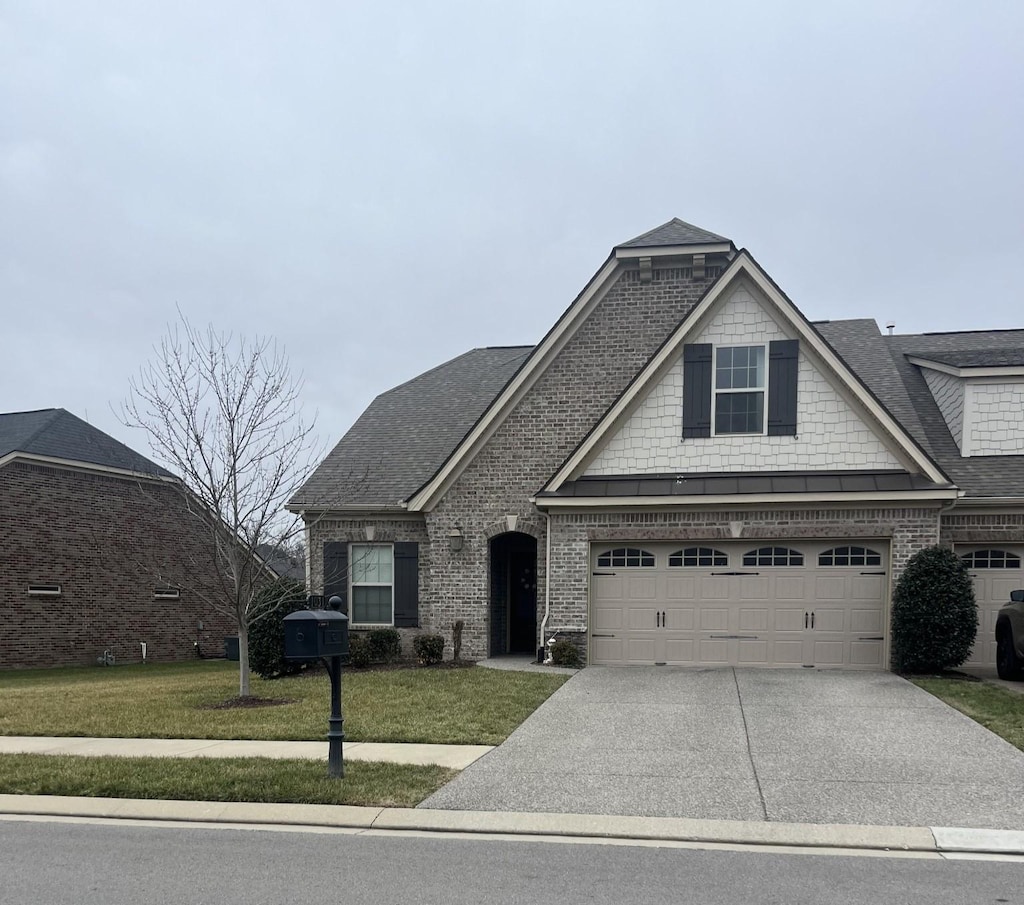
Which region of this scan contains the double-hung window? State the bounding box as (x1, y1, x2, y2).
(714, 344, 766, 435)
(350, 544, 394, 625)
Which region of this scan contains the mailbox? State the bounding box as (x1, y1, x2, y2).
(283, 609, 349, 660)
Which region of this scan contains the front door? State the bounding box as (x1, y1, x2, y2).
(509, 550, 537, 653)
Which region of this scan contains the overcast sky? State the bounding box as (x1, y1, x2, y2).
(2, 1, 1022, 462)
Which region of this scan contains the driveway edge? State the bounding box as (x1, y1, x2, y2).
(5, 794, 1022, 854)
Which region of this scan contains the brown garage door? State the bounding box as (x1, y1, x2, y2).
(590, 541, 888, 668)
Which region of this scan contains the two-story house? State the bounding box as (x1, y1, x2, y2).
(289, 219, 1024, 670)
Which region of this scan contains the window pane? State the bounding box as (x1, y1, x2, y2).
(353, 586, 392, 623)
(715, 392, 764, 434)
(351, 545, 393, 583)
(716, 345, 765, 390)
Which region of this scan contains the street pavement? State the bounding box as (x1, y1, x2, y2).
(420, 667, 1024, 829)
(4, 816, 1024, 905)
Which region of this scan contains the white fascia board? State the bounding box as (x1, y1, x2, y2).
(0, 452, 179, 484)
(537, 487, 961, 510)
(406, 255, 623, 512)
(908, 357, 1024, 380)
(546, 252, 948, 491)
(614, 243, 733, 259)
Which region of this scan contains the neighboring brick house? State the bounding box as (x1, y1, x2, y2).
(0, 408, 235, 668)
(289, 219, 1024, 670)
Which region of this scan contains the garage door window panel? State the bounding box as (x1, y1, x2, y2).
(597, 548, 655, 568)
(818, 546, 883, 567)
(962, 549, 1022, 569)
(669, 547, 728, 567)
(742, 547, 804, 567)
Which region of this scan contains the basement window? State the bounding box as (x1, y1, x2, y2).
(153, 587, 181, 599)
(28, 584, 62, 596)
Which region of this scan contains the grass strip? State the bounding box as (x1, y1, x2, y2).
(912, 677, 1024, 751)
(0, 754, 454, 807)
(0, 661, 568, 745)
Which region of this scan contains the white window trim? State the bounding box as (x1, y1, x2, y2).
(349, 542, 395, 628)
(711, 342, 768, 437)
(153, 587, 180, 599)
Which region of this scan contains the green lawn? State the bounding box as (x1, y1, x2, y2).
(0, 660, 567, 745)
(0, 754, 453, 806)
(912, 677, 1024, 751)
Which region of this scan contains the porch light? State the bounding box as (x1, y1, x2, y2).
(448, 527, 464, 553)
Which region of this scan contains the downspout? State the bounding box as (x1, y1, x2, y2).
(540, 510, 551, 663)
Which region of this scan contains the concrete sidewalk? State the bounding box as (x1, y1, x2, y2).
(2, 793, 1023, 857)
(0, 736, 492, 770)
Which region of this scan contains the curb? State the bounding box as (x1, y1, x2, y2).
(2, 795, 1023, 855)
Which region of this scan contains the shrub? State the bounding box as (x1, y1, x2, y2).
(891, 545, 978, 673)
(247, 579, 309, 679)
(413, 634, 445, 666)
(549, 639, 582, 668)
(367, 628, 402, 664)
(346, 635, 372, 669)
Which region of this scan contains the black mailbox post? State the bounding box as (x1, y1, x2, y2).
(284, 598, 349, 778)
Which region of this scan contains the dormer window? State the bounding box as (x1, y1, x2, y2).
(714, 345, 766, 435)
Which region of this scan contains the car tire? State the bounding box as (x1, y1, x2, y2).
(996, 628, 1022, 681)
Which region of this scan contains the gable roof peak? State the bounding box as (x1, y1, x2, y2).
(617, 217, 732, 249)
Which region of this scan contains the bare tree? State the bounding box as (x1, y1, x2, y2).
(123, 313, 321, 697)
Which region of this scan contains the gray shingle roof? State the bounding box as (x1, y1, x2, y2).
(908, 347, 1024, 369)
(819, 323, 1024, 499)
(884, 330, 1024, 499)
(617, 218, 732, 249)
(0, 408, 171, 477)
(290, 347, 533, 509)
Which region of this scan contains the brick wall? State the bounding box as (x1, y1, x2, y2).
(940, 511, 1024, 545)
(0, 461, 235, 669)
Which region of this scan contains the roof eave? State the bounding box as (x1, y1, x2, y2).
(614, 242, 733, 259)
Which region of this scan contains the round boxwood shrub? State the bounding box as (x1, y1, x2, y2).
(413, 633, 445, 665)
(891, 545, 977, 673)
(549, 638, 582, 668)
(247, 579, 310, 679)
(346, 635, 372, 669)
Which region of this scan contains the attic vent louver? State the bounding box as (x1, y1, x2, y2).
(28, 584, 61, 596)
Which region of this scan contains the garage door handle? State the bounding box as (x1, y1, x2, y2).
(709, 634, 759, 640)
(591, 634, 616, 638)
(592, 571, 617, 576)
(860, 571, 886, 575)
(710, 571, 760, 576)
(858, 636, 884, 641)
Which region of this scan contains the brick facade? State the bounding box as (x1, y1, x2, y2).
(0, 461, 235, 669)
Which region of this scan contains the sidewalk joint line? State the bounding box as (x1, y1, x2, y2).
(732, 668, 768, 821)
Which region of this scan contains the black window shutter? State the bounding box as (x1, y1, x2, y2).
(682, 343, 713, 438)
(393, 542, 419, 628)
(768, 339, 799, 436)
(323, 542, 348, 607)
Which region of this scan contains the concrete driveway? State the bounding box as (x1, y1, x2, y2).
(420, 667, 1024, 829)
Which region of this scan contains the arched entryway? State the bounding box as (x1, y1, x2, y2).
(489, 532, 538, 655)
